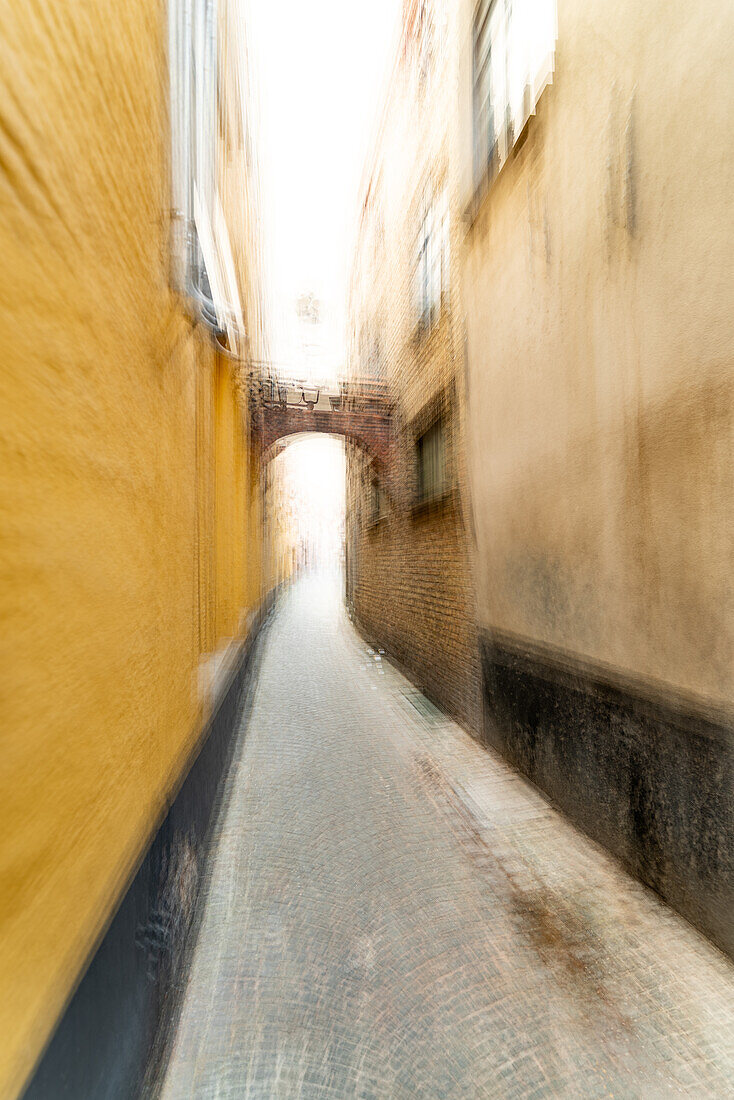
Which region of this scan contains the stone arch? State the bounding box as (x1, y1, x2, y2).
(255, 405, 394, 477)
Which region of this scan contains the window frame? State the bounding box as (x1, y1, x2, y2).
(169, 0, 246, 348)
(472, 0, 509, 185)
(169, 0, 217, 309)
(415, 418, 447, 505)
(368, 477, 387, 527)
(471, 0, 557, 192)
(413, 186, 450, 333)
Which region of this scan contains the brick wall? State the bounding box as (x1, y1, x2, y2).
(345, 0, 481, 735)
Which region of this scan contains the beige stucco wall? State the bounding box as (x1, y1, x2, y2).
(457, 0, 734, 707)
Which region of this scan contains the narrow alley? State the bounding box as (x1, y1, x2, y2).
(158, 576, 734, 1099)
(4, 0, 734, 1095)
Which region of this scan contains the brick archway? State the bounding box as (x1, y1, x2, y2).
(252, 381, 394, 476)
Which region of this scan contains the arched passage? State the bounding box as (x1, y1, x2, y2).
(263, 434, 346, 579)
(254, 381, 396, 586)
(256, 403, 394, 475)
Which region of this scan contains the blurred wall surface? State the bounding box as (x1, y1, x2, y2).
(455, 0, 734, 953)
(264, 445, 301, 590)
(0, 0, 271, 1094)
(345, 0, 481, 734)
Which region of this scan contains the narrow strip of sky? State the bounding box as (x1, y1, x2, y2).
(248, 0, 400, 380)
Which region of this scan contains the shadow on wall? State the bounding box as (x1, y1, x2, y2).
(24, 614, 272, 1100)
(481, 633, 734, 960)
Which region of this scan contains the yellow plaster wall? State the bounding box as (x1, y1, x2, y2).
(0, 1, 265, 1094)
(263, 448, 299, 595)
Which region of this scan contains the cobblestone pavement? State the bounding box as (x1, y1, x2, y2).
(158, 575, 734, 1099)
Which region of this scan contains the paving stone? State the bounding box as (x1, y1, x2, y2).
(157, 575, 734, 1099)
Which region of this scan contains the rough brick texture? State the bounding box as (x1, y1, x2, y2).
(344, 0, 481, 735)
(254, 384, 395, 477)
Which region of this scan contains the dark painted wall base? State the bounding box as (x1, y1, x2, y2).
(24, 603, 272, 1100)
(481, 630, 734, 959)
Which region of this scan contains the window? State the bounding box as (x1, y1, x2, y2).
(413, 188, 449, 330)
(416, 420, 446, 503)
(473, 0, 556, 183)
(169, 0, 217, 308)
(169, 0, 245, 345)
(369, 479, 386, 525)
